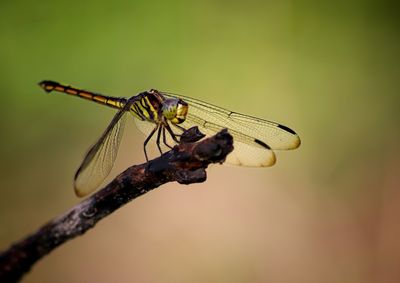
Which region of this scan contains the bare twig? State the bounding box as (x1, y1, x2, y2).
(0, 129, 233, 283)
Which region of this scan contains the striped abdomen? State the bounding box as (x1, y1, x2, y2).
(39, 80, 126, 109)
(39, 81, 167, 123)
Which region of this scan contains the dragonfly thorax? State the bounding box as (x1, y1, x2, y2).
(161, 98, 188, 124)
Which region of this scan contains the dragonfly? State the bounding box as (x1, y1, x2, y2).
(39, 80, 301, 197)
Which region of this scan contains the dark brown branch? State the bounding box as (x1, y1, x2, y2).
(0, 129, 233, 283)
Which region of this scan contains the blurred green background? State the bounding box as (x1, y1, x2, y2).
(1, 0, 399, 282)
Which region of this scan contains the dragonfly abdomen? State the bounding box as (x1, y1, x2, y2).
(39, 80, 126, 109)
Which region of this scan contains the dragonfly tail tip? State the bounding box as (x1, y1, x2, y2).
(38, 80, 56, 93)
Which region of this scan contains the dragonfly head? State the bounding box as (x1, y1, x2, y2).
(162, 98, 188, 124)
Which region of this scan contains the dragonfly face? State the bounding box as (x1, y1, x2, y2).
(161, 98, 189, 124)
(39, 80, 301, 197)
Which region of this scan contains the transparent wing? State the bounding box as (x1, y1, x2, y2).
(74, 102, 130, 197)
(162, 92, 301, 167)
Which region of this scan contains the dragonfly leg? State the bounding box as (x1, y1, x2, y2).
(171, 124, 187, 137)
(165, 123, 180, 144)
(155, 125, 163, 155)
(162, 127, 174, 149)
(143, 124, 159, 162)
(174, 124, 186, 133)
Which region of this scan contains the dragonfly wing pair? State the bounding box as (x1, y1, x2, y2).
(160, 92, 301, 167)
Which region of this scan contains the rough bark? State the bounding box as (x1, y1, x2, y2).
(0, 128, 233, 283)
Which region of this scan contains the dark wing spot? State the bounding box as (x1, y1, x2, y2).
(254, 139, 271, 149)
(277, 124, 297, 135)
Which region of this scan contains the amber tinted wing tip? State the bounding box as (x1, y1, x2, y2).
(277, 124, 301, 149)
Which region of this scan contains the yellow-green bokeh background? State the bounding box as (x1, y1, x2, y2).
(1, 1, 399, 282)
